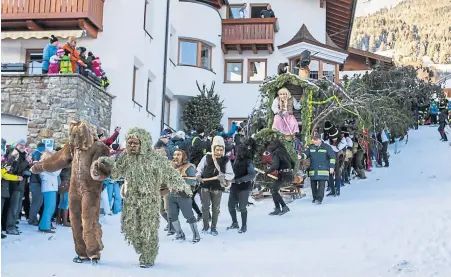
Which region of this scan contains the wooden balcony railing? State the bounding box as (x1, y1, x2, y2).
(1, 0, 104, 36)
(221, 18, 278, 54)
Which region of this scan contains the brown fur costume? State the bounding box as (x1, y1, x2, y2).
(31, 121, 112, 260)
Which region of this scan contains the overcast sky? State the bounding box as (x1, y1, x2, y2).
(355, 0, 405, 17)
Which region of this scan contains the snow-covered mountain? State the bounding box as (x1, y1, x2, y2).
(2, 127, 451, 277)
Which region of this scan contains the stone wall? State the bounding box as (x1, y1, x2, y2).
(1, 74, 114, 146)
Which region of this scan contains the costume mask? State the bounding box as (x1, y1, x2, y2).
(213, 146, 224, 159)
(127, 138, 141, 154)
(69, 121, 94, 151)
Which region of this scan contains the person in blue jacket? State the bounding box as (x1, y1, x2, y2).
(217, 122, 237, 137)
(430, 102, 439, 124)
(42, 35, 59, 74)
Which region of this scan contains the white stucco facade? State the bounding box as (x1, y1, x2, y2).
(1, 0, 348, 136)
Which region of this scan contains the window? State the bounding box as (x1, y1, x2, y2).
(143, 0, 153, 38)
(248, 59, 267, 82)
(164, 97, 171, 125)
(178, 39, 212, 70)
(323, 62, 335, 82)
(309, 60, 319, 80)
(224, 60, 243, 83)
(146, 78, 154, 115)
(288, 57, 337, 81)
(227, 4, 247, 18)
(289, 57, 319, 79)
(250, 4, 267, 18)
(25, 49, 43, 74)
(132, 66, 141, 107)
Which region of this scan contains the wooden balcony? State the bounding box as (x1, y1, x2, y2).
(221, 18, 279, 54)
(1, 0, 104, 38)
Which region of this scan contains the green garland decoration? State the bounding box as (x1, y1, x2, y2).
(259, 73, 319, 129)
(253, 128, 299, 173)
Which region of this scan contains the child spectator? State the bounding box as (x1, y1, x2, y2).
(92, 56, 110, 89)
(47, 48, 65, 74)
(60, 50, 73, 74)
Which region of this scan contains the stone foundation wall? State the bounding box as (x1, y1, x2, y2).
(1, 74, 114, 146)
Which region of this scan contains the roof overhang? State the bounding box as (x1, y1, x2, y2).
(326, 0, 357, 50)
(1, 30, 85, 40)
(278, 41, 349, 64)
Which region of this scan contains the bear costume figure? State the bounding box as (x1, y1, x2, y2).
(30, 121, 112, 265)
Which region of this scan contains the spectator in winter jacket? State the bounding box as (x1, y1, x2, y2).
(1, 163, 23, 239)
(38, 151, 61, 233)
(217, 122, 237, 137)
(377, 128, 390, 167)
(77, 47, 92, 76)
(430, 102, 439, 124)
(62, 36, 86, 73)
(59, 50, 73, 74)
(42, 35, 59, 74)
(98, 127, 121, 147)
(4, 139, 30, 235)
(324, 127, 347, 197)
(438, 106, 449, 142)
(105, 177, 122, 214)
(28, 143, 46, 226)
(301, 132, 335, 204)
(168, 131, 188, 158)
(190, 127, 208, 166)
(154, 131, 172, 159)
(47, 48, 65, 74)
(56, 146, 71, 227)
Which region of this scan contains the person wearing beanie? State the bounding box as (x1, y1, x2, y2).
(28, 142, 46, 226)
(154, 131, 171, 159)
(196, 136, 234, 236)
(77, 46, 92, 75)
(301, 132, 335, 204)
(62, 36, 87, 73)
(324, 127, 347, 196)
(42, 35, 59, 74)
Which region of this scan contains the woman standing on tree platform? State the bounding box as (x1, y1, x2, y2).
(265, 140, 295, 216)
(227, 144, 256, 233)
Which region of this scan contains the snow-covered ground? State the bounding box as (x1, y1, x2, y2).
(2, 127, 451, 277)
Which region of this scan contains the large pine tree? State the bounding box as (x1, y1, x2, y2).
(182, 81, 224, 134)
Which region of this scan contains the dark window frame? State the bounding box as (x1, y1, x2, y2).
(146, 78, 155, 117)
(132, 66, 142, 107)
(143, 0, 153, 39)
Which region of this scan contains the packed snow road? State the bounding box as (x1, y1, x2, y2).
(2, 127, 450, 277)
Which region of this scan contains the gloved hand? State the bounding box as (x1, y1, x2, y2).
(217, 174, 225, 182)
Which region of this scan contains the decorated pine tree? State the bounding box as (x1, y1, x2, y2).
(182, 81, 224, 134)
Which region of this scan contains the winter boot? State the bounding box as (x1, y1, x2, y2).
(335, 178, 342, 196)
(269, 207, 282, 216)
(227, 222, 239, 230)
(73, 256, 90, 263)
(238, 211, 247, 233)
(140, 263, 154, 268)
(166, 219, 175, 236)
(91, 258, 100, 266)
(279, 206, 290, 215)
(358, 169, 367, 179)
(210, 227, 218, 236)
(1, 233, 6, 239)
(171, 220, 186, 241)
(189, 222, 201, 243)
(161, 212, 169, 231)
